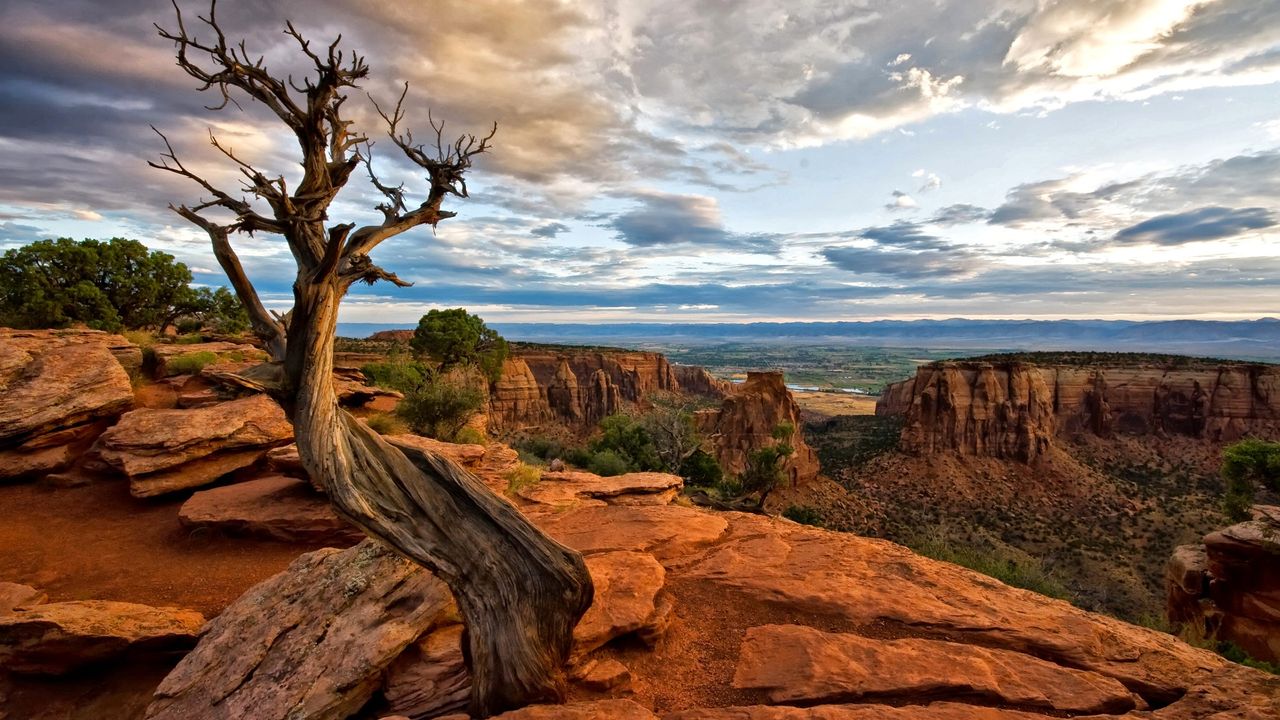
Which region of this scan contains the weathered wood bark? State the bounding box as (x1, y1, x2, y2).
(285, 281, 592, 714)
(151, 3, 593, 715)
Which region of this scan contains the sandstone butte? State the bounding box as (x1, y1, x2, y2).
(2, 331, 1279, 719)
(1168, 504, 1280, 663)
(878, 359, 1280, 462)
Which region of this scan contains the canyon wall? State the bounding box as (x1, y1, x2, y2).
(487, 349, 730, 432)
(878, 360, 1280, 462)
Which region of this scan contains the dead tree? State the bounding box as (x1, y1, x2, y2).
(150, 3, 592, 715)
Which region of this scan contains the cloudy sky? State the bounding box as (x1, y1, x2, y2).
(1, 0, 1278, 323)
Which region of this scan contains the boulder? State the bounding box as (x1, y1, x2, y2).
(381, 623, 469, 719)
(93, 394, 293, 497)
(0, 600, 204, 675)
(178, 474, 362, 544)
(573, 551, 670, 659)
(574, 658, 631, 692)
(0, 583, 46, 616)
(518, 471, 683, 507)
(146, 540, 455, 720)
(733, 624, 1135, 714)
(0, 329, 135, 481)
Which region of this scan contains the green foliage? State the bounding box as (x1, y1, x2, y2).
(506, 463, 543, 495)
(395, 374, 486, 441)
(0, 237, 199, 331)
(453, 426, 487, 445)
(187, 286, 250, 334)
(1221, 439, 1280, 520)
(361, 360, 434, 393)
(165, 350, 219, 375)
(587, 449, 631, 477)
(679, 449, 723, 487)
(908, 531, 1073, 601)
(411, 308, 509, 381)
(782, 505, 825, 527)
(365, 413, 405, 435)
(589, 413, 663, 473)
(1217, 641, 1280, 675)
(739, 424, 795, 504)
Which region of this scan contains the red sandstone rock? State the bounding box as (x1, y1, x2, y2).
(0, 329, 136, 480)
(178, 474, 362, 544)
(518, 471, 682, 507)
(0, 583, 46, 616)
(696, 371, 820, 486)
(666, 704, 1064, 719)
(574, 658, 631, 692)
(146, 540, 455, 720)
(491, 700, 657, 719)
(381, 623, 469, 719)
(573, 551, 669, 659)
(0, 600, 204, 675)
(536, 504, 729, 562)
(733, 624, 1136, 713)
(93, 395, 293, 497)
(150, 342, 267, 378)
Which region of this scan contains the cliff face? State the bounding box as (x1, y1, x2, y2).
(879, 360, 1280, 462)
(1167, 505, 1280, 662)
(881, 362, 1056, 464)
(487, 349, 729, 432)
(696, 371, 820, 487)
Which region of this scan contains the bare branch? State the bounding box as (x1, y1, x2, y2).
(339, 254, 414, 290)
(148, 126, 285, 235)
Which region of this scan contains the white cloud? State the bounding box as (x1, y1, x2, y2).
(886, 190, 918, 210)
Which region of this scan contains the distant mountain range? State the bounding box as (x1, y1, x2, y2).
(336, 318, 1280, 362)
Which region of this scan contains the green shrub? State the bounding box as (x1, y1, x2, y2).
(679, 449, 723, 487)
(783, 505, 825, 527)
(506, 463, 542, 496)
(165, 350, 219, 375)
(395, 375, 485, 440)
(361, 360, 434, 393)
(365, 413, 405, 435)
(909, 532, 1073, 601)
(589, 413, 662, 472)
(588, 449, 631, 477)
(1218, 641, 1280, 675)
(1221, 439, 1280, 520)
(453, 426, 487, 445)
(411, 308, 509, 382)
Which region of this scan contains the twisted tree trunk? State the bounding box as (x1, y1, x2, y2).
(284, 280, 593, 715)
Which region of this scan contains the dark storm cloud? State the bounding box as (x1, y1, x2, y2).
(608, 192, 781, 253)
(931, 203, 991, 225)
(1115, 207, 1277, 245)
(858, 222, 948, 250)
(821, 245, 977, 279)
(530, 222, 570, 239)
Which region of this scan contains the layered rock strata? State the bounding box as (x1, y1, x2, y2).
(0, 328, 137, 480)
(1167, 505, 1280, 662)
(878, 358, 1280, 461)
(696, 371, 821, 486)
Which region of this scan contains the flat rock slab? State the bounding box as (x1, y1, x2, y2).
(491, 699, 657, 719)
(684, 515, 1225, 703)
(0, 600, 204, 675)
(665, 703, 1061, 719)
(388, 434, 520, 489)
(535, 505, 728, 562)
(151, 342, 266, 378)
(574, 551, 669, 658)
(519, 471, 682, 507)
(146, 539, 454, 720)
(93, 394, 293, 497)
(0, 583, 47, 616)
(733, 624, 1136, 714)
(178, 474, 362, 544)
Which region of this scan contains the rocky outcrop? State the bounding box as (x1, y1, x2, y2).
(880, 359, 1280, 460)
(1167, 505, 1280, 662)
(879, 362, 1056, 464)
(488, 349, 726, 432)
(0, 583, 46, 616)
(178, 474, 362, 544)
(517, 471, 683, 507)
(696, 371, 821, 486)
(571, 551, 671, 659)
(734, 624, 1135, 713)
(0, 600, 204, 675)
(92, 394, 293, 497)
(0, 328, 136, 481)
(145, 540, 456, 720)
